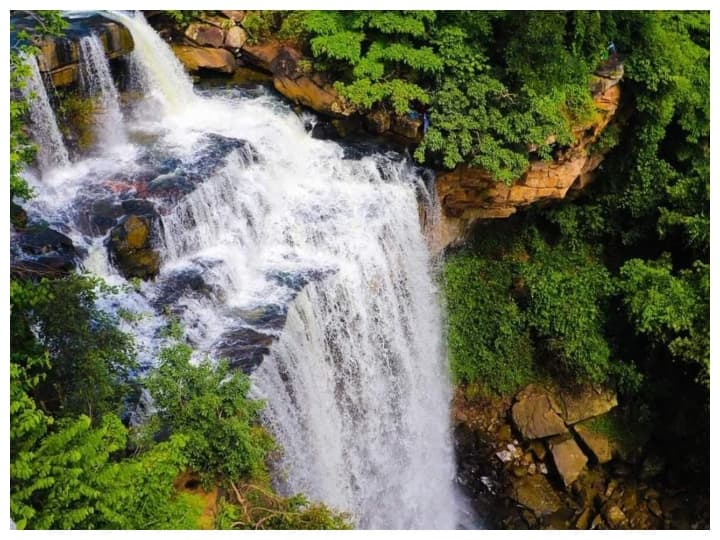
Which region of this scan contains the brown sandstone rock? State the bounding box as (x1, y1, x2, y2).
(224, 26, 248, 49)
(602, 504, 628, 529)
(185, 23, 225, 48)
(511, 385, 568, 440)
(548, 434, 588, 487)
(557, 385, 618, 425)
(172, 45, 236, 73)
(574, 421, 613, 464)
(510, 474, 563, 516)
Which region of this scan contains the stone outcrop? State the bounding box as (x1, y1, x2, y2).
(11, 225, 78, 278)
(24, 14, 134, 87)
(242, 42, 356, 118)
(557, 385, 618, 425)
(172, 44, 236, 73)
(436, 68, 622, 248)
(107, 200, 161, 280)
(548, 434, 589, 486)
(511, 385, 568, 440)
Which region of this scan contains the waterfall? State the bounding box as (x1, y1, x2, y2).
(21, 11, 461, 529)
(79, 34, 126, 148)
(20, 53, 69, 172)
(102, 11, 195, 112)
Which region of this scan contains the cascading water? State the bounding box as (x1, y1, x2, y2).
(20, 53, 69, 172)
(79, 34, 126, 148)
(20, 11, 462, 528)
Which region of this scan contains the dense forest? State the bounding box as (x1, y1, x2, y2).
(10, 10, 709, 530)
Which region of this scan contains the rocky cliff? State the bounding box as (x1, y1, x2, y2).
(21, 14, 134, 87)
(436, 73, 622, 247)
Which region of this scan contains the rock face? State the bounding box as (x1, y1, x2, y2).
(27, 15, 134, 88)
(548, 434, 589, 486)
(436, 70, 622, 248)
(107, 202, 161, 279)
(172, 44, 236, 73)
(511, 385, 568, 440)
(242, 42, 356, 118)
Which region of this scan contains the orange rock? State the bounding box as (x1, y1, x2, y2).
(172, 45, 236, 73)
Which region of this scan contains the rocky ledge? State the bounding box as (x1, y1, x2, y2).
(437, 66, 623, 248)
(15, 13, 134, 87)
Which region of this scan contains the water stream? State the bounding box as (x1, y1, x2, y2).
(19, 11, 460, 529)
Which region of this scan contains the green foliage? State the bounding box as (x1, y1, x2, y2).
(144, 343, 274, 487)
(165, 10, 202, 26)
(619, 257, 709, 386)
(520, 233, 616, 383)
(444, 252, 534, 394)
(11, 275, 137, 422)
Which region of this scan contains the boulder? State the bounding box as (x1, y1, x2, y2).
(172, 44, 236, 73)
(11, 226, 78, 278)
(185, 23, 225, 48)
(509, 474, 563, 516)
(602, 504, 628, 529)
(224, 26, 248, 49)
(366, 109, 392, 134)
(573, 421, 613, 464)
(511, 385, 568, 440)
(221, 10, 246, 22)
(391, 114, 423, 141)
(107, 209, 161, 280)
(548, 434, 588, 486)
(557, 385, 618, 425)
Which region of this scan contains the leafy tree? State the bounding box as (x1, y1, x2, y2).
(11, 275, 137, 421)
(144, 343, 274, 486)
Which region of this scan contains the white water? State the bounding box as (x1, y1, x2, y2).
(21, 53, 69, 172)
(79, 34, 126, 148)
(21, 11, 460, 529)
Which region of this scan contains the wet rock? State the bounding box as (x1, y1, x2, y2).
(574, 421, 613, 464)
(538, 463, 549, 475)
(11, 201, 27, 229)
(310, 120, 340, 140)
(76, 197, 123, 236)
(172, 44, 236, 73)
(214, 326, 275, 373)
(107, 212, 161, 280)
(511, 385, 568, 440)
(232, 66, 273, 85)
(11, 226, 78, 278)
(548, 434, 588, 487)
(602, 504, 628, 529)
(153, 266, 216, 308)
(510, 474, 563, 516)
(224, 26, 248, 49)
(496, 450, 513, 464)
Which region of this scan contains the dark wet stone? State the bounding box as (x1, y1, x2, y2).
(121, 198, 158, 217)
(235, 304, 287, 329)
(153, 266, 217, 308)
(11, 201, 27, 229)
(214, 326, 276, 373)
(107, 214, 161, 280)
(267, 268, 333, 291)
(310, 120, 340, 140)
(11, 226, 78, 278)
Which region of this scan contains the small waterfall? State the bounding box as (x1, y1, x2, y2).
(102, 11, 195, 112)
(20, 53, 69, 172)
(79, 34, 126, 148)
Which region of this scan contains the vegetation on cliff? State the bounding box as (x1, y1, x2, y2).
(443, 9, 708, 504)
